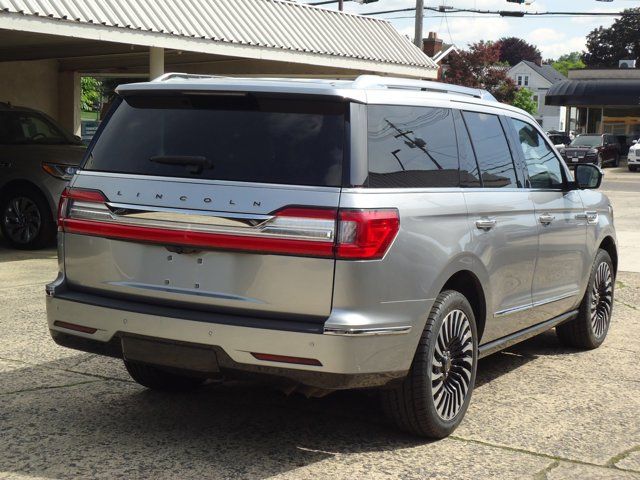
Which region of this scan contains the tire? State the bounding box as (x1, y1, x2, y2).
(381, 290, 478, 438)
(556, 249, 614, 350)
(0, 186, 55, 249)
(630, 165, 638, 172)
(124, 360, 207, 392)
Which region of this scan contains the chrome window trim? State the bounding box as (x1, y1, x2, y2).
(494, 290, 580, 318)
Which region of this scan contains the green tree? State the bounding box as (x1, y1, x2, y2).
(583, 8, 640, 67)
(81, 77, 102, 112)
(552, 52, 585, 77)
(512, 87, 537, 115)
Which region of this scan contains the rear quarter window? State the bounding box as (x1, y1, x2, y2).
(366, 105, 459, 188)
(84, 94, 346, 187)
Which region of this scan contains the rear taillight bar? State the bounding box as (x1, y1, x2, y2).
(58, 187, 399, 260)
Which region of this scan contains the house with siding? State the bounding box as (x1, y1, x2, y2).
(507, 60, 566, 131)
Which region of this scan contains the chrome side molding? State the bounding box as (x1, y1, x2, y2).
(494, 290, 580, 318)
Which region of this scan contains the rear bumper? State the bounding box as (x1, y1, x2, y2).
(46, 291, 413, 390)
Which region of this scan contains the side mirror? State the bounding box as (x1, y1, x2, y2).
(574, 163, 603, 189)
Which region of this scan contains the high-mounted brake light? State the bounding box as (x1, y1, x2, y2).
(58, 188, 399, 260)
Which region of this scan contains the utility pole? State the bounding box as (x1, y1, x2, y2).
(338, 0, 344, 10)
(414, 0, 424, 48)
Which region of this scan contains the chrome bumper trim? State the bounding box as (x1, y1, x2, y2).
(323, 326, 412, 336)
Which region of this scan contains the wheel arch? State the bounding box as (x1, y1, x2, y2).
(440, 269, 487, 342)
(599, 236, 618, 275)
(0, 179, 54, 220)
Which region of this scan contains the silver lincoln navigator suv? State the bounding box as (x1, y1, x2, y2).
(47, 74, 617, 438)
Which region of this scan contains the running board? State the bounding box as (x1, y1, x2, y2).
(478, 310, 578, 359)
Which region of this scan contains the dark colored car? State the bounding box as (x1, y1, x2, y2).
(0, 103, 85, 249)
(547, 132, 571, 147)
(559, 134, 620, 168)
(614, 135, 632, 156)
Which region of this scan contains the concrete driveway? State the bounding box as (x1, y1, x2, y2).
(0, 170, 639, 480)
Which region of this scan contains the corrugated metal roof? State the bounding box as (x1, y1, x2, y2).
(0, 0, 436, 69)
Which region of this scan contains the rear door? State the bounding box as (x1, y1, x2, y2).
(62, 93, 347, 323)
(507, 117, 587, 323)
(458, 110, 539, 342)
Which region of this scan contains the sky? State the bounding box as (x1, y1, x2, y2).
(298, 0, 635, 60)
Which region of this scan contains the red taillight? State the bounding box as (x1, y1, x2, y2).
(58, 188, 399, 261)
(53, 320, 97, 334)
(58, 187, 107, 226)
(336, 209, 400, 260)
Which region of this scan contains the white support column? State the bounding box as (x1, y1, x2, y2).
(58, 71, 81, 136)
(149, 47, 165, 80)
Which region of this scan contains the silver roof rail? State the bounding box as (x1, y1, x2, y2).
(153, 73, 226, 82)
(353, 75, 497, 101)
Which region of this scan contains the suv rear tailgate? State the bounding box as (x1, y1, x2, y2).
(63, 173, 340, 319)
(61, 92, 347, 322)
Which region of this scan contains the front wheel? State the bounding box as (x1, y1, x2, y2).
(0, 187, 55, 249)
(381, 290, 478, 438)
(556, 249, 614, 349)
(630, 165, 638, 172)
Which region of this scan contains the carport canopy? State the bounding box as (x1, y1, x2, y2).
(0, 0, 436, 77)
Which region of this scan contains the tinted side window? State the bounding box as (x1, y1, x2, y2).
(462, 111, 519, 188)
(452, 110, 481, 187)
(367, 105, 459, 188)
(510, 119, 565, 189)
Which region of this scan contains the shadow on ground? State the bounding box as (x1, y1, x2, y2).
(0, 330, 580, 479)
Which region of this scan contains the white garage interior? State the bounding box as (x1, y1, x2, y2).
(0, 0, 437, 135)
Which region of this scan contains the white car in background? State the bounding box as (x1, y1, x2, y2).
(628, 140, 640, 172)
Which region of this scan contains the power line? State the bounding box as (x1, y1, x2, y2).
(361, 6, 638, 17)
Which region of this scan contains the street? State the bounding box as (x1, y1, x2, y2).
(0, 169, 638, 480)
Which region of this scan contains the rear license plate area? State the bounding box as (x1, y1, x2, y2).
(121, 335, 220, 373)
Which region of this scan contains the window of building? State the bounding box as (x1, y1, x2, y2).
(524, 75, 529, 87)
(367, 105, 459, 188)
(510, 118, 564, 189)
(462, 111, 519, 188)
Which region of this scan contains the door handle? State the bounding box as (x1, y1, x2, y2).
(539, 213, 555, 225)
(475, 218, 497, 231)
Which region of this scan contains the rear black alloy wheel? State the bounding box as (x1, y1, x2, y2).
(3, 196, 41, 245)
(432, 310, 474, 421)
(381, 290, 478, 438)
(557, 249, 614, 349)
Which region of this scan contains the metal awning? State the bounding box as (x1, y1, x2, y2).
(0, 0, 437, 78)
(546, 79, 640, 106)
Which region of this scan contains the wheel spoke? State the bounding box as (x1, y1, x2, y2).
(590, 262, 613, 339)
(431, 308, 475, 421)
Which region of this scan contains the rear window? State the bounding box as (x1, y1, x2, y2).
(84, 94, 346, 187)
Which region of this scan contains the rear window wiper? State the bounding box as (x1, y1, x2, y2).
(149, 155, 213, 174)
